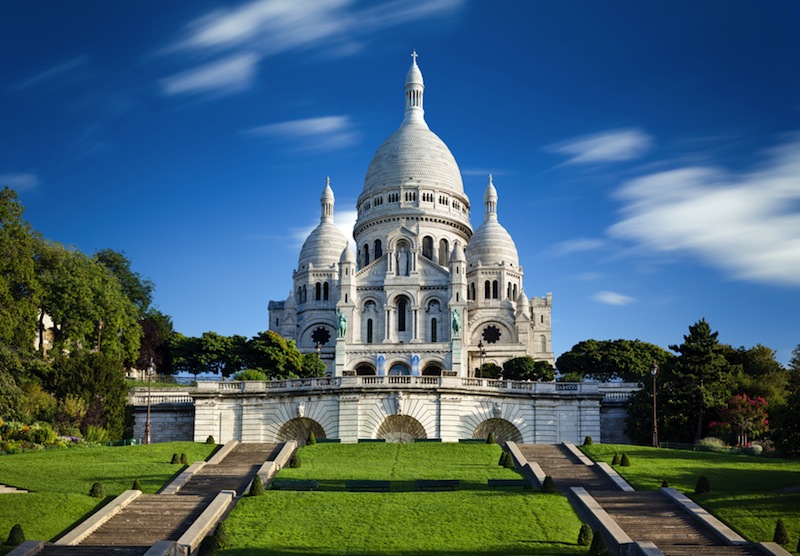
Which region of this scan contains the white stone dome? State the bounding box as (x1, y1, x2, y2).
(298, 179, 348, 270)
(466, 176, 519, 268)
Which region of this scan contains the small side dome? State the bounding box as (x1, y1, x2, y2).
(451, 242, 466, 263)
(466, 176, 519, 268)
(298, 178, 349, 270)
(340, 244, 356, 264)
(516, 289, 530, 318)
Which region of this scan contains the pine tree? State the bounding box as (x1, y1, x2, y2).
(6, 524, 25, 546)
(249, 475, 265, 496)
(773, 518, 789, 545)
(620, 453, 631, 467)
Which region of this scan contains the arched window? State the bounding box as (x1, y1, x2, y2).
(363, 244, 370, 266)
(323, 282, 329, 301)
(540, 335, 547, 352)
(315, 282, 321, 301)
(374, 239, 383, 259)
(492, 280, 499, 299)
(431, 318, 437, 342)
(507, 283, 512, 299)
(422, 236, 433, 260)
(296, 286, 302, 303)
(470, 283, 476, 301)
(367, 319, 373, 343)
(513, 284, 518, 300)
(438, 239, 449, 266)
(302, 285, 307, 302)
(484, 281, 491, 299)
(397, 296, 408, 332)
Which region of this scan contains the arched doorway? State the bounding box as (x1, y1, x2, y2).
(276, 418, 326, 446)
(422, 363, 443, 376)
(472, 418, 522, 444)
(355, 363, 376, 376)
(376, 415, 427, 443)
(388, 362, 410, 376)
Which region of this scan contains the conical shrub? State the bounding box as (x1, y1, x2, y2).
(180, 453, 189, 465)
(249, 475, 265, 496)
(486, 432, 496, 444)
(498, 451, 507, 466)
(214, 522, 230, 549)
(773, 518, 789, 545)
(132, 479, 142, 491)
(289, 453, 301, 468)
(611, 453, 621, 466)
(583, 436, 593, 446)
(661, 480, 669, 488)
(541, 475, 557, 494)
(205, 435, 215, 445)
(620, 453, 631, 467)
(197, 535, 218, 556)
(171, 453, 180, 464)
(589, 529, 608, 555)
(577, 523, 593, 546)
(6, 524, 25, 546)
(502, 452, 516, 469)
(89, 482, 105, 498)
(695, 475, 711, 494)
(307, 431, 316, 445)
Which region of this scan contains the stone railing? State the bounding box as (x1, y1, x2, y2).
(128, 393, 195, 406)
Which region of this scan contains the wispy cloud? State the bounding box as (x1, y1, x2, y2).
(8, 56, 88, 92)
(548, 237, 606, 257)
(593, 290, 636, 306)
(242, 116, 357, 152)
(608, 135, 800, 287)
(160, 53, 258, 96)
(160, 0, 464, 97)
(0, 173, 40, 192)
(291, 208, 358, 250)
(549, 128, 653, 165)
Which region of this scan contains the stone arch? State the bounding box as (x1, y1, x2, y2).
(472, 418, 522, 444)
(299, 322, 335, 348)
(355, 362, 376, 375)
(376, 415, 427, 443)
(277, 418, 326, 446)
(469, 319, 516, 345)
(388, 361, 410, 376)
(422, 362, 443, 376)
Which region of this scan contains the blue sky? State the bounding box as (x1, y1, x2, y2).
(3, 1, 799, 364)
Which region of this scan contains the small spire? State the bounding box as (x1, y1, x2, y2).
(326, 176, 331, 187)
(484, 174, 498, 220)
(411, 50, 418, 64)
(321, 177, 335, 221)
(404, 52, 426, 126)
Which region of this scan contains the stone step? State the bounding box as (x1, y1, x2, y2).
(39, 546, 147, 556)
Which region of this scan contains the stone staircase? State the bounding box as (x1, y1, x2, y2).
(517, 444, 764, 556)
(32, 443, 281, 556)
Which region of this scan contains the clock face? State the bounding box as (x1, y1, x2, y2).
(311, 326, 331, 346)
(482, 325, 501, 344)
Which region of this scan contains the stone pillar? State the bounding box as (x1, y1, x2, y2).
(335, 336, 346, 376)
(438, 395, 462, 441)
(338, 394, 360, 443)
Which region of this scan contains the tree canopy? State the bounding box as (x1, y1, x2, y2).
(502, 357, 555, 382)
(556, 339, 673, 382)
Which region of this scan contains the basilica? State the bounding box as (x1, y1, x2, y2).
(268, 54, 553, 378)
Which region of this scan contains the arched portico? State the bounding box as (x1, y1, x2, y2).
(376, 415, 427, 443)
(277, 418, 326, 446)
(472, 418, 522, 444)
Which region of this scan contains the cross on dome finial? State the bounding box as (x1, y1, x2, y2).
(326, 176, 331, 187)
(489, 173, 493, 185)
(411, 50, 418, 63)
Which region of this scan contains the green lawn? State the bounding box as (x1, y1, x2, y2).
(0, 442, 217, 548)
(222, 443, 585, 555)
(581, 444, 800, 553)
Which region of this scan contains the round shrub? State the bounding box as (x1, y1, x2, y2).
(541, 475, 557, 494)
(6, 524, 25, 546)
(577, 523, 593, 546)
(205, 435, 215, 445)
(695, 475, 711, 494)
(620, 453, 631, 467)
(589, 529, 608, 555)
(289, 453, 301, 468)
(307, 431, 316, 445)
(171, 453, 180, 464)
(132, 479, 142, 491)
(744, 443, 763, 456)
(89, 482, 105, 498)
(249, 475, 265, 496)
(611, 453, 621, 466)
(696, 437, 727, 452)
(180, 453, 189, 466)
(214, 522, 229, 549)
(583, 436, 593, 446)
(486, 432, 496, 444)
(773, 518, 789, 545)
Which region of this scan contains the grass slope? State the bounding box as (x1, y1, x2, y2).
(581, 444, 800, 553)
(0, 442, 216, 549)
(223, 443, 585, 555)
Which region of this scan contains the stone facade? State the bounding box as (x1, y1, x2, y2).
(268, 54, 552, 378)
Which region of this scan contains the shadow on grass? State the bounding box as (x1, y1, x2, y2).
(271, 479, 534, 493)
(221, 542, 582, 556)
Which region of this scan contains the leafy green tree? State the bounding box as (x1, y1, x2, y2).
(94, 249, 153, 318)
(169, 333, 204, 375)
(556, 339, 672, 382)
(502, 357, 555, 381)
(301, 352, 326, 377)
(725, 344, 788, 409)
(233, 369, 267, 381)
(199, 332, 247, 377)
(668, 319, 735, 443)
(478, 362, 502, 379)
(788, 344, 800, 394)
(138, 309, 175, 372)
(244, 330, 303, 379)
(0, 187, 39, 357)
(719, 393, 768, 445)
(771, 391, 800, 457)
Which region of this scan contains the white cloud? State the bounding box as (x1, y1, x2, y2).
(160, 53, 258, 96)
(9, 56, 88, 92)
(549, 128, 653, 165)
(608, 136, 800, 287)
(242, 116, 357, 152)
(593, 291, 636, 306)
(160, 0, 464, 97)
(291, 208, 358, 250)
(0, 173, 40, 192)
(549, 237, 606, 257)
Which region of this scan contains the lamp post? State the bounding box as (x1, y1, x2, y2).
(478, 341, 486, 379)
(650, 360, 659, 448)
(315, 342, 321, 378)
(144, 357, 155, 445)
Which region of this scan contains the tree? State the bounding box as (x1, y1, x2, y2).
(244, 331, 303, 379)
(0, 187, 39, 357)
(726, 344, 788, 409)
(94, 249, 154, 318)
(668, 320, 734, 443)
(301, 352, 326, 377)
(719, 393, 768, 446)
(138, 309, 175, 372)
(556, 339, 672, 382)
(788, 344, 800, 394)
(771, 391, 800, 457)
(502, 357, 555, 381)
(478, 362, 502, 379)
(169, 334, 204, 375)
